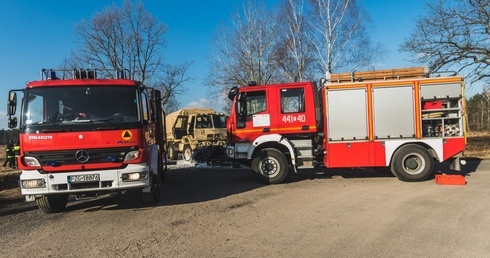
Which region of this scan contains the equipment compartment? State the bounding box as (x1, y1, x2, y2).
(421, 84, 463, 137)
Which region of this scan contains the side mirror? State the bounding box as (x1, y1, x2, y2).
(7, 91, 17, 116)
(228, 87, 238, 101)
(8, 117, 17, 128)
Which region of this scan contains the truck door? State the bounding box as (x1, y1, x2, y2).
(173, 116, 188, 139)
(233, 88, 272, 141)
(275, 85, 317, 135)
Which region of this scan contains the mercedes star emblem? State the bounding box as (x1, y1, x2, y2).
(75, 150, 90, 163)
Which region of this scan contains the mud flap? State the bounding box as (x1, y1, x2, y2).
(142, 182, 152, 192)
(449, 157, 463, 171)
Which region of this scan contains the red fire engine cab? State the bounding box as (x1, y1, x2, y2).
(226, 67, 467, 184)
(7, 69, 166, 213)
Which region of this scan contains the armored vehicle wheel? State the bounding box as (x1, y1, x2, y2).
(183, 145, 193, 162)
(168, 145, 177, 160)
(36, 194, 69, 213)
(391, 144, 434, 182)
(251, 148, 288, 184)
(161, 151, 167, 182)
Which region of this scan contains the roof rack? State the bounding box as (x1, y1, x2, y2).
(40, 68, 131, 80)
(328, 67, 429, 83)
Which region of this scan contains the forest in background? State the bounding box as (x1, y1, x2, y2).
(467, 92, 490, 131)
(0, 129, 19, 145)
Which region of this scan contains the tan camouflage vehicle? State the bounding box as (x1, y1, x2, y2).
(165, 108, 227, 161)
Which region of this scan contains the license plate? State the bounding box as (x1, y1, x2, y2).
(68, 174, 100, 183)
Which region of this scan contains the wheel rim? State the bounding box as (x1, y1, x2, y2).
(184, 148, 192, 161)
(402, 153, 425, 175)
(259, 157, 280, 177)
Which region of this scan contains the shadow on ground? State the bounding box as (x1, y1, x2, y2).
(1, 159, 485, 215)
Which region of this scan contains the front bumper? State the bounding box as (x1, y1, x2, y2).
(20, 163, 150, 198)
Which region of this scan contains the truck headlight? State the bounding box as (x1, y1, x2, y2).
(226, 146, 234, 157)
(21, 179, 46, 188)
(124, 150, 141, 161)
(24, 156, 41, 167)
(121, 172, 148, 182)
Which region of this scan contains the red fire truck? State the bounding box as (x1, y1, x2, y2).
(226, 67, 467, 184)
(7, 69, 166, 213)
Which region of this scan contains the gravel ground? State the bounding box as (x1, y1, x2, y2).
(1, 159, 490, 257)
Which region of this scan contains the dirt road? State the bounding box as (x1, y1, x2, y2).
(1, 160, 490, 257)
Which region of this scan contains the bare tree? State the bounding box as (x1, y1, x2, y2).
(70, 1, 192, 109)
(158, 61, 194, 113)
(208, 0, 382, 106)
(274, 0, 316, 82)
(308, 0, 382, 78)
(72, 1, 166, 82)
(208, 0, 280, 98)
(401, 0, 490, 84)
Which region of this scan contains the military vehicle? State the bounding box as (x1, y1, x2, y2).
(166, 108, 227, 162)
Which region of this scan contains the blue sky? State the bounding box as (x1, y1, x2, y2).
(0, 0, 481, 129)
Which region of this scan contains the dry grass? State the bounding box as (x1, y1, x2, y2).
(0, 145, 21, 194)
(465, 131, 490, 159)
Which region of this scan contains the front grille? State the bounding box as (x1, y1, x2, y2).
(70, 182, 101, 190)
(54, 181, 113, 191)
(25, 147, 136, 166)
(207, 134, 225, 140)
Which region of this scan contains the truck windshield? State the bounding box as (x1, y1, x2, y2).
(212, 114, 227, 128)
(22, 86, 140, 128)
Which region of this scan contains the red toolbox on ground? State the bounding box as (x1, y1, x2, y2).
(435, 174, 466, 185)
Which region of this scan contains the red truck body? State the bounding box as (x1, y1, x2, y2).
(8, 69, 166, 213)
(226, 68, 466, 183)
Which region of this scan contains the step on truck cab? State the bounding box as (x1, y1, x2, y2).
(7, 69, 167, 213)
(226, 67, 467, 184)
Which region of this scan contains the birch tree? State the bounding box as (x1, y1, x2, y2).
(308, 0, 381, 78)
(274, 0, 316, 82)
(208, 0, 280, 97)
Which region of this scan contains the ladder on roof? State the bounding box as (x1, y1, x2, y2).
(328, 67, 429, 83)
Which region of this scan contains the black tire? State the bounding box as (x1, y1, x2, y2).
(161, 151, 167, 182)
(391, 144, 434, 182)
(251, 148, 289, 184)
(167, 145, 177, 160)
(142, 173, 161, 204)
(183, 145, 193, 162)
(36, 194, 69, 213)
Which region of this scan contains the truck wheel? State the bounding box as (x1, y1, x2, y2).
(36, 194, 69, 213)
(143, 173, 161, 204)
(391, 144, 434, 182)
(161, 152, 167, 182)
(183, 145, 193, 162)
(168, 145, 177, 160)
(251, 148, 288, 184)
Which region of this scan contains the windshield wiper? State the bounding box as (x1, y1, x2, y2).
(41, 128, 73, 133)
(90, 118, 116, 124)
(34, 120, 61, 126)
(71, 119, 92, 123)
(90, 118, 122, 130)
